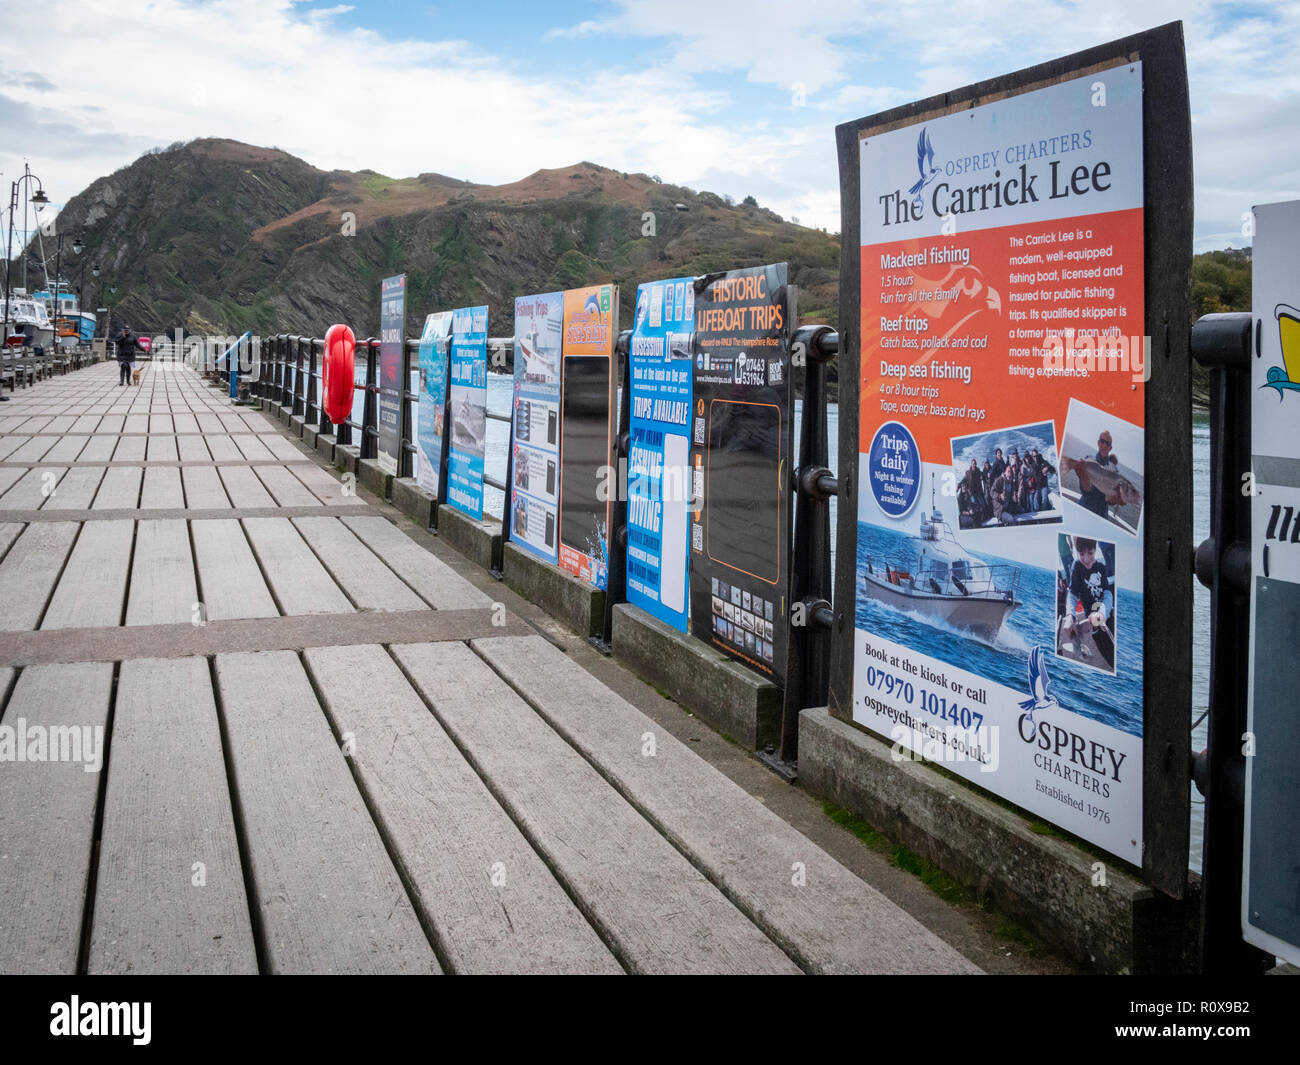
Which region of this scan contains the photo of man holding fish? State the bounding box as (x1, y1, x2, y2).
(1059, 401, 1145, 536)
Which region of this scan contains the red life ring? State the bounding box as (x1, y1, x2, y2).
(322, 324, 355, 426)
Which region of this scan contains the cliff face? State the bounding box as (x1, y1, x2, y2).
(46, 139, 840, 340)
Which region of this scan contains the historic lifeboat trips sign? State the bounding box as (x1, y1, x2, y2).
(850, 66, 1150, 862)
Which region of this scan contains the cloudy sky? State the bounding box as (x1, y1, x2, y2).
(2, 0, 1296, 253)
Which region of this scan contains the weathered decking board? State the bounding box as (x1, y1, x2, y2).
(2, 467, 66, 509)
(0, 520, 78, 629)
(44, 435, 89, 463)
(204, 435, 243, 463)
(92, 466, 142, 509)
(290, 463, 364, 506)
(291, 517, 427, 612)
(217, 466, 276, 508)
(190, 519, 279, 621)
(475, 635, 982, 975)
(7, 436, 57, 463)
(214, 650, 441, 974)
(71, 415, 101, 433)
(125, 520, 198, 627)
(176, 435, 211, 462)
(172, 413, 200, 434)
(242, 517, 352, 615)
(342, 515, 492, 610)
(260, 434, 305, 462)
(44, 467, 106, 511)
(253, 465, 321, 508)
(0, 466, 26, 497)
(304, 644, 621, 974)
(0, 661, 114, 974)
(0, 435, 31, 460)
(391, 641, 799, 975)
(112, 437, 147, 462)
(180, 466, 231, 509)
(140, 467, 185, 509)
(145, 435, 179, 462)
(231, 434, 275, 462)
(78, 436, 118, 462)
(42, 519, 135, 630)
(89, 656, 258, 974)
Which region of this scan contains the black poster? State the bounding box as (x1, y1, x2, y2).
(688, 262, 792, 683)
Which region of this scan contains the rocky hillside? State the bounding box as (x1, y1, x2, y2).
(44, 139, 840, 341)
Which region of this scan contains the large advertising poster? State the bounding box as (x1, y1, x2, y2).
(510, 292, 563, 563)
(688, 263, 792, 683)
(627, 276, 695, 631)
(378, 273, 406, 475)
(446, 304, 489, 521)
(415, 310, 452, 498)
(1243, 199, 1300, 966)
(559, 283, 618, 589)
(852, 67, 1145, 862)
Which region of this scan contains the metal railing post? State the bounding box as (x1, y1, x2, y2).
(318, 339, 333, 438)
(361, 338, 378, 461)
(307, 337, 319, 424)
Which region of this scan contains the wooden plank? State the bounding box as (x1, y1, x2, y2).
(1, 467, 66, 510)
(292, 517, 426, 612)
(205, 435, 243, 463)
(290, 463, 364, 506)
(72, 415, 101, 433)
(0, 435, 32, 460)
(0, 522, 24, 563)
(126, 520, 197, 626)
(41, 519, 135, 629)
(15, 416, 51, 432)
(149, 414, 173, 434)
(78, 436, 118, 462)
(217, 466, 275, 508)
(176, 435, 210, 462)
(0, 415, 28, 431)
(253, 465, 320, 507)
(7, 436, 58, 463)
(140, 467, 185, 509)
(43, 467, 105, 511)
(240, 413, 271, 433)
(196, 413, 224, 434)
(303, 644, 619, 974)
(231, 434, 274, 462)
(342, 515, 492, 610)
(0, 467, 25, 498)
(217, 414, 247, 433)
(92, 466, 142, 509)
(260, 435, 306, 462)
(172, 413, 199, 434)
(242, 517, 352, 615)
(145, 435, 179, 462)
(113, 436, 146, 462)
(391, 642, 798, 974)
(97, 415, 125, 433)
(476, 635, 982, 975)
(0, 662, 114, 974)
(190, 519, 279, 620)
(124, 414, 149, 433)
(88, 656, 258, 975)
(43, 435, 90, 463)
(181, 466, 231, 509)
(213, 650, 440, 973)
(44, 416, 76, 434)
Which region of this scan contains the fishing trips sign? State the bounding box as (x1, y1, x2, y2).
(845, 61, 1156, 864)
(378, 274, 406, 475)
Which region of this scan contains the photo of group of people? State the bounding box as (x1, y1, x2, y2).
(950, 421, 1061, 529)
(1055, 533, 1118, 674)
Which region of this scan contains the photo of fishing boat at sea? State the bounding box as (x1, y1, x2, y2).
(856, 520, 1142, 737)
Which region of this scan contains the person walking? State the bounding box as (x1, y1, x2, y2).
(116, 326, 145, 386)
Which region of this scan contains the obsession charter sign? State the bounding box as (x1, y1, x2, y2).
(834, 25, 1193, 887)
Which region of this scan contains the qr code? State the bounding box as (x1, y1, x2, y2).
(691, 523, 703, 551)
(694, 417, 705, 445)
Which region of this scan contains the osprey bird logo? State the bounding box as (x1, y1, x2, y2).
(1017, 646, 1059, 739)
(909, 127, 940, 200)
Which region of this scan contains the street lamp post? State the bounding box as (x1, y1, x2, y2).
(3, 163, 48, 348)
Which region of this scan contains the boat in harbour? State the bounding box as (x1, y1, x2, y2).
(862, 480, 1022, 641)
(1, 288, 55, 350)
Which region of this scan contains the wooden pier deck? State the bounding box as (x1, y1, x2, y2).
(0, 360, 980, 975)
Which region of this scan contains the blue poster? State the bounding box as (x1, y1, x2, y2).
(510, 292, 563, 562)
(415, 311, 452, 498)
(627, 276, 695, 631)
(446, 304, 488, 520)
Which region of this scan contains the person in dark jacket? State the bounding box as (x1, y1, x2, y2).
(116, 327, 145, 386)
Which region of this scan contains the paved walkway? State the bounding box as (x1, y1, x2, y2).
(0, 360, 980, 975)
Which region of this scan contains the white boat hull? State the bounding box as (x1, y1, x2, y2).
(862, 570, 1019, 641)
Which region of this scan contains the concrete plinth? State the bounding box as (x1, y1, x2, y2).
(391, 478, 436, 528)
(612, 603, 781, 751)
(358, 457, 392, 500)
(503, 542, 603, 638)
(437, 506, 503, 573)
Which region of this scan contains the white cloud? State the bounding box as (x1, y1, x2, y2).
(1, 0, 1296, 249)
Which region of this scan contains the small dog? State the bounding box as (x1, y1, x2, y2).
(131, 368, 142, 386)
